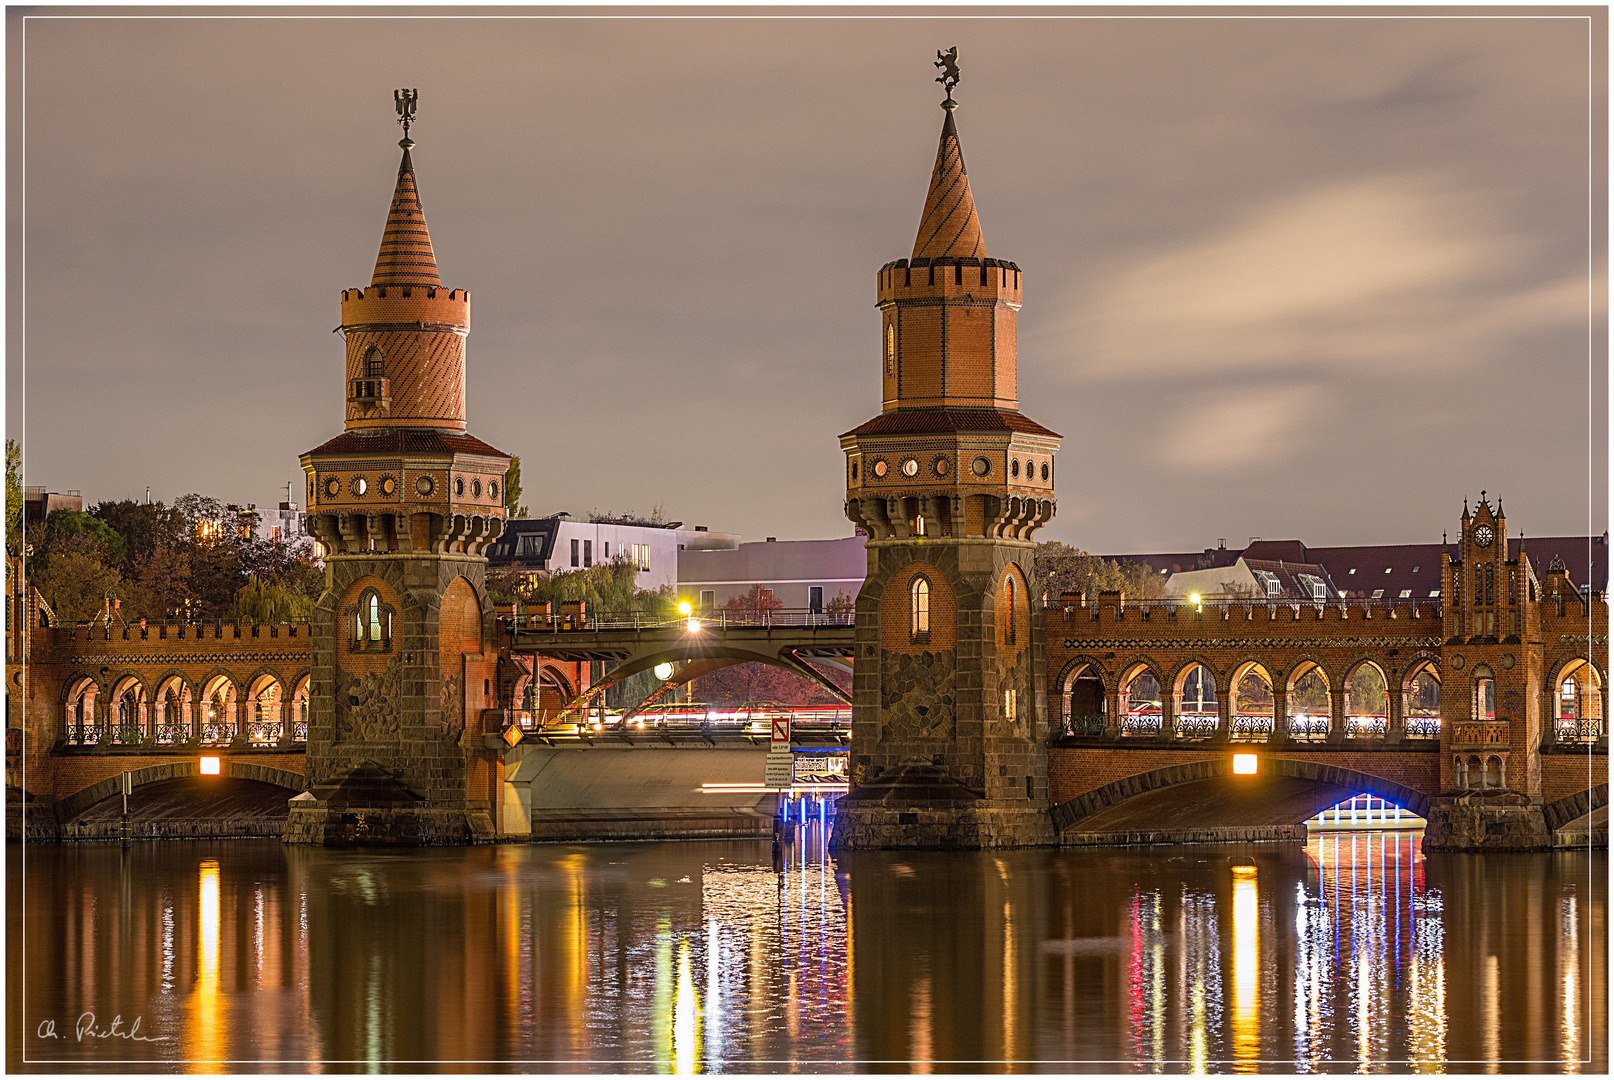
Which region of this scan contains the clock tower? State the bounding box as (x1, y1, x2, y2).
(1423, 492, 1553, 850)
(831, 74, 1060, 849)
(287, 98, 510, 845)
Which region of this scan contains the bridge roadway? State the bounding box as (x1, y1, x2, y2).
(509, 610, 857, 705)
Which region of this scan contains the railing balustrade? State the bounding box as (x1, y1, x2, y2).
(1121, 712, 1163, 738)
(247, 721, 283, 744)
(1404, 716, 1440, 739)
(1345, 715, 1388, 739)
(1231, 714, 1273, 741)
(112, 725, 145, 745)
(1062, 712, 1106, 737)
(1287, 715, 1332, 742)
(1555, 717, 1603, 743)
(1174, 713, 1219, 739)
(293, 721, 309, 743)
(200, 723, 236, 745)
(153, 725, 188, 745)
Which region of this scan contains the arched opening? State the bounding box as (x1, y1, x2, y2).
(153, 676, 193, 743)
(290, 675, 310, 742)
(247, 674, 285, 743)
(352, 587, 394, 652)
(1453, 755, 1467, 788)
(110, 676, 148, 744)
(1287, 663, 1332, 741)
(1119, 665, 1162, 737)
(1003, 575, 1018, 647)
(63, 677, 100, 745)
(1061, 662, 1105, 737)
(200, 675, 238, 745)
(1344, 662, 1389, 738)
(1305, 791, 1427, 832)
(1484, 755, 1504, 789)
(910, 576, 930, 639)
(1466, 754, 1483, 789)
(1555, 659, 1605, 742)
(1404, 662, 1441, 738)
(1229, 663, 1274, 741)
(1472, 665, 1496, 722)
(1173, 663, 1218, 739)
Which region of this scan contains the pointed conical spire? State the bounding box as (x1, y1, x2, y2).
(370, 139, 441, 288)
(912, 103, 986, 261)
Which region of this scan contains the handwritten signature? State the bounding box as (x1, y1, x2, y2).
(37, 1013, 169, 1042)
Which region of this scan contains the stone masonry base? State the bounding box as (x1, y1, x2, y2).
(832, 801, 1057, 850)
(1421, 792, 1552, 851)
(283, 803, 496, 846)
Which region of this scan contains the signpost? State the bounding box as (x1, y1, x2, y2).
(764, 712, 793, 789)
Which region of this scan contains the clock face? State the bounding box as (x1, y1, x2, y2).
(1474, 525, 1495, 548)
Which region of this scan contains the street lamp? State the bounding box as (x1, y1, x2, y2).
(654, 662, 674, 681)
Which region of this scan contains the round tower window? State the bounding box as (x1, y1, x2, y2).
(1041, 461, 1050, 482)
(934, 457, 949, 477)
(325, 477, 340, 498)
(489, 481, 498, 501)
(1011, 460, 1020, 479)
(454, 477, 465, 497)
(971, 456, 990, 477)
(380, 476, 396, 496)
(352, 477, 368, 496)
(471, 479, 482, 498)
(416, 476, 434, 496)
(902, 458, 919, 477)
(873, 459, 888, 479)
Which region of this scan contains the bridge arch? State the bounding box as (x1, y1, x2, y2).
(54, 761, 309, 824)
(1056, 656, 1109, 733)
(555, 644, 851, 719)
(1051, 756, 1432, 834)
(1543, 784, 1609, 832)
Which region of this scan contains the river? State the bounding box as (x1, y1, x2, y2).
(6, 829, 1605, 1073)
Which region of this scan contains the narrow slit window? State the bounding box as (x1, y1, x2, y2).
(911, 577, 930, 637)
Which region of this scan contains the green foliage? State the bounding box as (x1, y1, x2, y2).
(30, 546, 125, 624)
(504, 456, 528, 518)
(491, 554, 674, 616)
(234, 576, 314, 624)
(4, 440, 20, 556)
(35, 509, 126, 564)
(1032, 541, 1170, 603)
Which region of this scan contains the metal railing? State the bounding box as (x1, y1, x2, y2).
(1231, 714, 1274, 741)
(60, 722, 307, 749)
(1344, 715, 1389, 739)
(1286, 716, 1332, 742)
(1404, 717, 1440, 739)
(248, 721, 284, 744)
(1556, 717, 1604, 743)
(511, 607, 855, 633)
(1062, 712, 1106, 737)
(1046, 596, 1442, 616)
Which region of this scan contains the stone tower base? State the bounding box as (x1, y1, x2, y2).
(1421, 791, 1552, 852)
(831, 760, 1057, 849)
(281, 761, 496, 846)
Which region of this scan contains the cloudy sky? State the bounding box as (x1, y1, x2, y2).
(8, 8, 1606, 553)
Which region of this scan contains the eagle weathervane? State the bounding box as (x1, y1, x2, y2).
(934, 47, 960, 105)
(394, 88, 419, 146)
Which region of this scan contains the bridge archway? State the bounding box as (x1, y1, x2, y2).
(1548, 656, 1605, 740)
(54, 761, 308, 824)
(109, 673, 149, 736)
(550, 644, 851, 722)
(1285, 660, 1333, 739)
(1051, 757, 1432, 835)
(1403, 660, 1441, 736)
(1057, 657, 1108, 735)
(1229, 661, 1275, 739)
(1344, 660, 1390, 738)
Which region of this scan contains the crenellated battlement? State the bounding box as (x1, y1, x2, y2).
(877, 256, 1022, 305)
(340, 285, 469, 331)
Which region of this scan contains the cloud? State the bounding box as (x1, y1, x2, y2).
(1155, 384, 1324, 472)
(1063, 175, 1587, 379)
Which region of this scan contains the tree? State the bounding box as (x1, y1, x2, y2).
(723, 583, 783, 623)
(1032, 541, 1169, 604)
(503, 456, 529, 518)
(693, 660, 849, 708)
(234, 576, 314, 624)
(32, 509, 126, 565)
(4, 439, 20, 555)
(28, 524, 125, 624)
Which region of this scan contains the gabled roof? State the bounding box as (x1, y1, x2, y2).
(912, 107, 986, 261)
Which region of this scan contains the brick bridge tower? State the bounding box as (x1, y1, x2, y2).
(1423, 492, 1553, 848)
(832, 79, 1061, 849)
(289, 98, 509, 845)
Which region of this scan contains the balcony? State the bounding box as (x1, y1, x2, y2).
(1452, 720, 1510, 749)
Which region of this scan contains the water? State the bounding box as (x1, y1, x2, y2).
(7, 829, 1604, 1073)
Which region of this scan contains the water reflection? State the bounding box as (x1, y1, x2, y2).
(9, 830, 1604, 1073)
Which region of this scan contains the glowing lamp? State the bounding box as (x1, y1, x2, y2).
(1189, 593, 1201, 605)
(654, 662, 675, 681)
(686, 617, 699, 633)
(199, 756, 221, 776)
(1232, 753, 1258, 776)
(677, 600, 692, 617)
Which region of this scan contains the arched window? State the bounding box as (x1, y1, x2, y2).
(365, 346, 384, 378)
(1473, 666, 1495, 721)
(884, 324, 896, 377)
(352, 588, 394, 652)
(1485, 564, 1494, 606)
(1005, 577, 1017, 646)
(1485, 755, 1504, 788)
(910, 577, 930, 638)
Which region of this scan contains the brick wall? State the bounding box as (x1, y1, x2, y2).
(1541, 752, 1610, 805)
(880, 560, 957, 653)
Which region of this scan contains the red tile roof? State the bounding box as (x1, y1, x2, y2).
(842, 407, 1060, 439)
(303, 430, 508, 459)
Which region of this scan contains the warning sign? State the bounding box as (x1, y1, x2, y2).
(764, 751, 795, 789)
(771, 716, 791, 745)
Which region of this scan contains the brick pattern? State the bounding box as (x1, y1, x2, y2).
(912, 108, 985, 261)
(879, 560, 957, 653)
(370, 148, 441, 287)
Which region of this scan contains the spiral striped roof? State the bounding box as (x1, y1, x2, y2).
(370, 145, 441, 288)
(911, 107, 986, 262)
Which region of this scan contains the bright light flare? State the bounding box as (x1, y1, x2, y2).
(1189, 593, 1201, 605)
(1232, 753, 1258, 775)
(677, 600, 692, 617)
(654, 662, 675, 681)
(199, 756, 221, 776)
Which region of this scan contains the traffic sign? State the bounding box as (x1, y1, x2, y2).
(764, 751, 794, 789)
(771, 716, 791, 745)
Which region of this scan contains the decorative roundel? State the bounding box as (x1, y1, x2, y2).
(379, 475, 396, 496)
(971, 456, 991, 477)
(471, 478, 483, 498)
(1451, 654, 1466, 670)
(416, 475, 435, 496)
(1040, 461, 1050, 482)
(1011, 459, 1021, 479)
(933, 456, 950, 477)
(324, 476, 341, 498)
(902, 458, 919, 477)
(454, 477, 465, 497)
(489, 480, 498, 501)
(1501, 653, 1516, 670)
(1474, 524, 1495, 548)
(872, 458, 889, 479)
(351, 477, 368, 497)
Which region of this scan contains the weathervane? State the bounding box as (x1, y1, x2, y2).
(934, 47, 960, 107)
(394, 88, 419, 147)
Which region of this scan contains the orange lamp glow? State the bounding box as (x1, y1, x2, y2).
(1232, 753, 1258, 775)
(199, 756, 221, 776)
